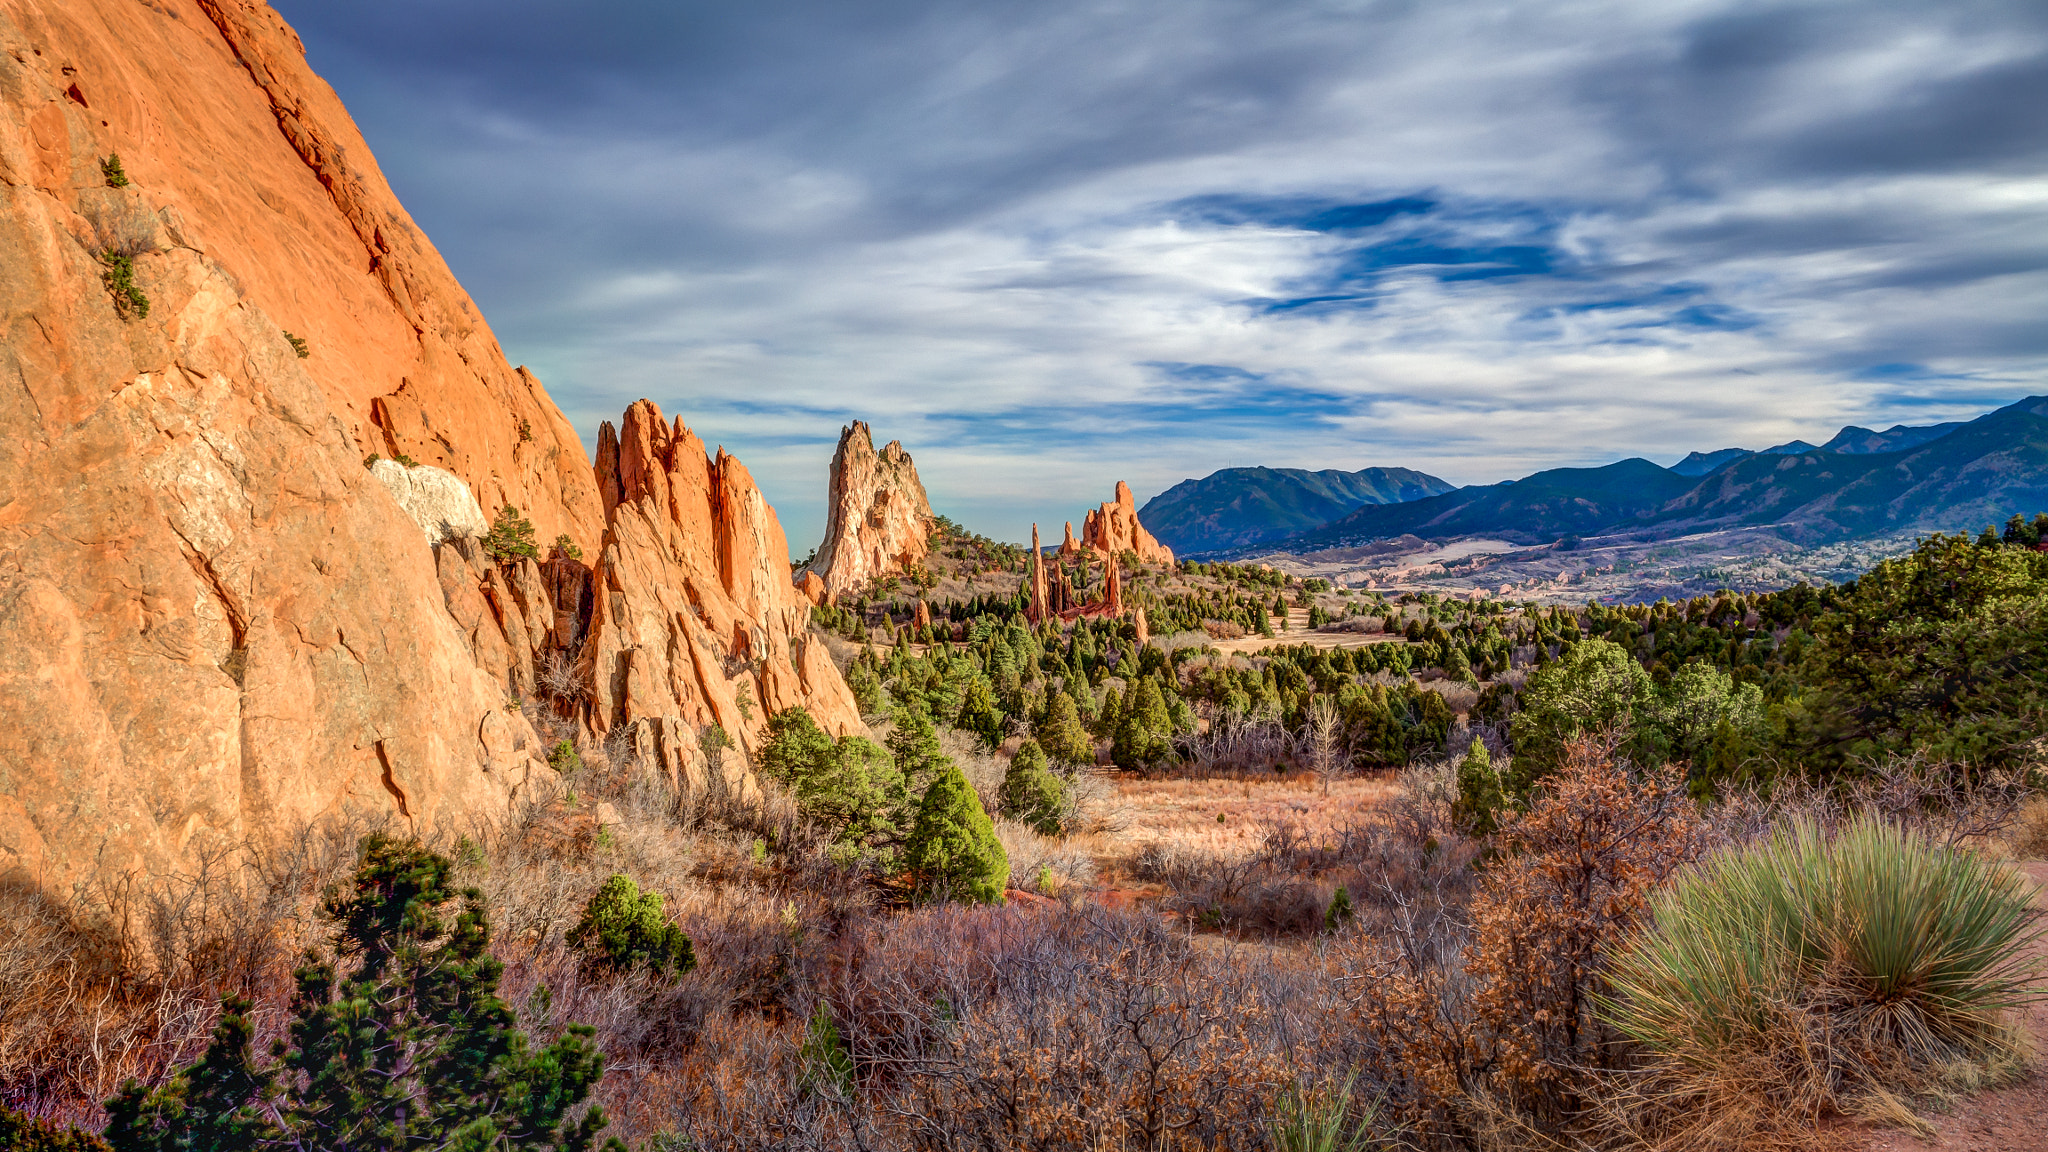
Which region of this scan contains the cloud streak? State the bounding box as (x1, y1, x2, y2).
(274, 0, 2048, 546)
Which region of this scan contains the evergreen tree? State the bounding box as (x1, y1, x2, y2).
(482, 504, 540, 562)
(1450, 737, 1505, 836)
(569, 874, 696, 977)
(905, 764, 1008, 904)
(1035, 691, 1096, 765)
(107, 835, 621, 1152)
(1001, 739, 1067, 836)
(888, 699, 951, 795)
(1130, 676, 1172, 739)
(955, 675, 1006, 752)
(761, 707, 834, 789)
(0, 1105, 108, 1152)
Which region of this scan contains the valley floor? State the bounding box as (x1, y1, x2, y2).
(1247, 526, 1928, 603)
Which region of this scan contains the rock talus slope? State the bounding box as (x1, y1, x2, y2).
(0, 0, 858, 910)
(807, 422, 934, 598)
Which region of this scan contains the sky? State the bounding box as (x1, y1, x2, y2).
(273, 0, 2048, 548)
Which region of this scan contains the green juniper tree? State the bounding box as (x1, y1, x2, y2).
(1001, 739, 1066, 836)
(570, 874, 695, 978)
(905, 763, 1008, 905)
(104, 834, 623, 1152)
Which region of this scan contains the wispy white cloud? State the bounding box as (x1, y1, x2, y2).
(276, 0, 2048, 546)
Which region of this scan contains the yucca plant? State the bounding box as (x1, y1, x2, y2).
(1601, 815, 2042, 1108)
(1267, 1071, 1388, 1152)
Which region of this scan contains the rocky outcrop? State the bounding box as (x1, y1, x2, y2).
(0, 0, 592, 905)
(806, 422, 934, 599)
(1028, 524, 1048, 623)
(0, 0, 857, 911)
(1066, 482, 1174, 565)
(580, 402, 863, 790)
(796, 570, 828, 607)
(371, 459, 490, 543)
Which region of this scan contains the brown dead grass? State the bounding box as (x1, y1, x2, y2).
(1081, 770, 1403, 874)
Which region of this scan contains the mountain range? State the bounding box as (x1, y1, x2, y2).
(1137, 466, 1455, 555)
(1272, 396, 2048, 552)
(1134, 397, 2048, 557)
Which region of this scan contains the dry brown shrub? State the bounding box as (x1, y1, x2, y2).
(844, 905, 1295, 1151)
(0, 816, 375, 1126)
(2010, 794, 2048, 858)
(1465, 740, 1703, 1117)
(1341, 737, 1703, 1144)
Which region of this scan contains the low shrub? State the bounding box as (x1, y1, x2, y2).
(570, 874, 696, 979)
(1600, 815, 2042, 1141)
(1267, 1072, 1390, 1152)
(98, 250, 149, 320)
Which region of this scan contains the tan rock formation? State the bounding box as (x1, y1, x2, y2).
(579, 402, 862, 786)
(1061, 521, 1080, 556)
(914, 599, 931, 632)
(1134, 606, 1150, 646)
(0, 0, 859, 911)
(806, 422, 933, 599)
(1106, 559, 1124, 615)
(1077, 481, 1174, 565)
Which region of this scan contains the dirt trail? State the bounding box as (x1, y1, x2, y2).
(1861, 860, 2048, 1152)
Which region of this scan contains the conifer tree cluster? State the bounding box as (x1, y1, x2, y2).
(99, 834, 623, 1152)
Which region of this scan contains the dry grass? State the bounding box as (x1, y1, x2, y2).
(1094, 771, 1401, 867)
(2009, 795, 2048, 859)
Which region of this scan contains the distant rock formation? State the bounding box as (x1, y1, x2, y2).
(1064, 482, 1174, 565)
(582, 402, 863, 789)
(0, 0, 859, 910)
(806, 423, 934, 599)
(1028, 524, 1048, 623)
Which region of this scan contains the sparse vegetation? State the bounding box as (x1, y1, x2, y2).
(483, 503, 539, 562)
(98, 249, 149, 320)
(282, 331, 309, 358)
(100, 154, 128, 188)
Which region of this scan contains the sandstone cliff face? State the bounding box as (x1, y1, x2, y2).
(806, 422, 934, 599)
(1064, 481, 1175, 565)
(0, 0, 857, 909)
(581, 402, 862, 790)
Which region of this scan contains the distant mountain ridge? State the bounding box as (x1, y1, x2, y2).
(1139, 466, 1454, 555)
(1279, 395, 2048, 552)
(1671, 418, 1973, 477)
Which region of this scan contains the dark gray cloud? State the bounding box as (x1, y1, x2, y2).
(273, 0, 2048, 546)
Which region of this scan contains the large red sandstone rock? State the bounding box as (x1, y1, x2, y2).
(580, 402, 863, 788)
(0, 0, 859, 910)
(1067, 481, 1174, 566)
(805, 421, 934, 598)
